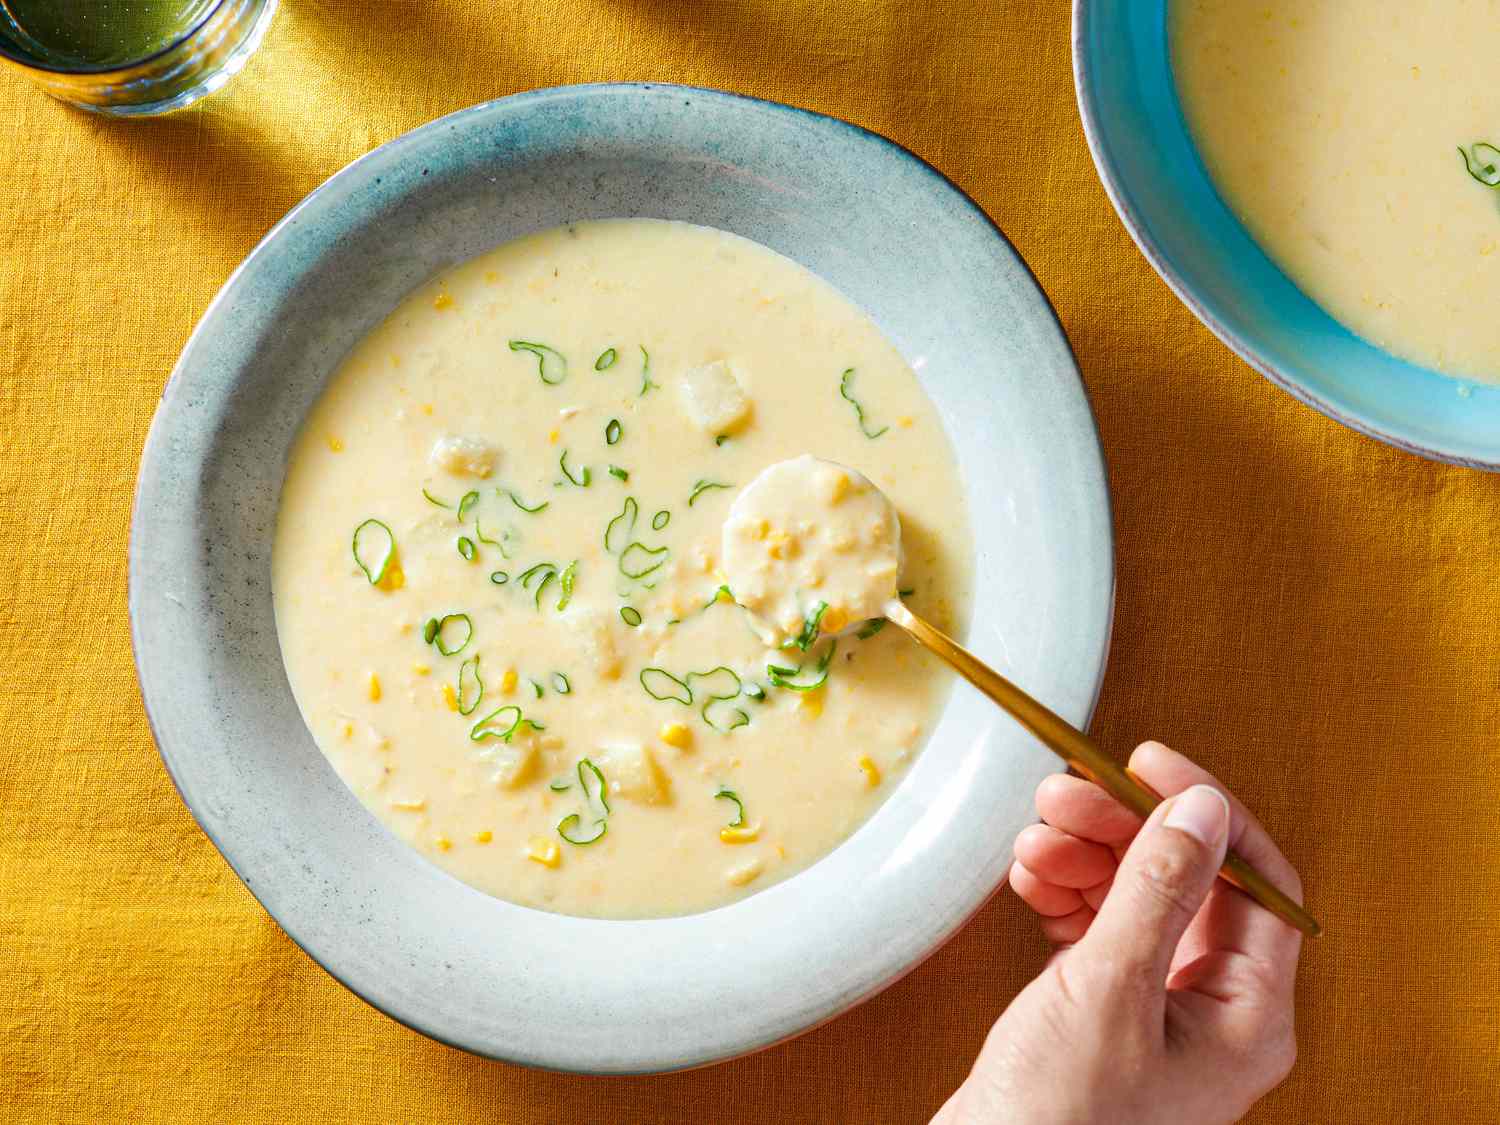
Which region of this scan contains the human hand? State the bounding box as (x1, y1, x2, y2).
(933, 742, 1304, 1125)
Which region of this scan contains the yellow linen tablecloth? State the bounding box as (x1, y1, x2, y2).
(2, 2, 1497, 1121)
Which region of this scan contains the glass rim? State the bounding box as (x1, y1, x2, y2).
(0, 0, 227, 76)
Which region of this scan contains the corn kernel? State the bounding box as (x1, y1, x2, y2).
(820, 607, 848, 634)
(799, 690, 824, 719)
(858, 755, 882, 787)
(326, 435, 344, 452)
(775, 843, 787, 859)
(725, 858, 764, 886)
(660, 722, 693, 749)
(828, 472, 850, 503)
(383, 566, 405, 590)
(720, 823, 760, 844)
(442, 682, 458, 711)
(484, 270, 499, 284)
(340, 721, 354, 739)
(367, 672, 382, 702)
(898, 415, 914, 428)
(748, 519, 770, 541)
(421, 403, 433, 415)
(501, 668, 517, 694)
(390, 798, 426, 811)
(548, 427, 560, 444)
(435, 835, 453, 851)
(527, 836, 561, 868)
(474, 830, 493, 844)
(433, 292, 454, 310)
(413, 663, 430, 676)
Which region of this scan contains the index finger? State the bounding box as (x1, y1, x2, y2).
(1130, 741, 1305, 976)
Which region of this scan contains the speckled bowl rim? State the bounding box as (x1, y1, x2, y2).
(1072, 1, 1500, 472)
(129, 83, 1115, 1072)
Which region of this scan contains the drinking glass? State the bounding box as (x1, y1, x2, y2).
(0, 0, 279, 116)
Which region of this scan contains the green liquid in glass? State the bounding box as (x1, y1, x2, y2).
(0, 0, 218, 69)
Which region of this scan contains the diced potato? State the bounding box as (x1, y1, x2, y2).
(483, 742, 538, 790)
(593, 742, 672, 805)
(563, 607, 622, 680)
(678, 360, 751, 434)
(428, 435, 498, 478)
(725, 858, 764, 886)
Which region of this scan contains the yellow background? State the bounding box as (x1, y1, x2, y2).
(3, 2, 1497, 1121)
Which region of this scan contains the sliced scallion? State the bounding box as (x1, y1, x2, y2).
(509, 340, 568, 385)
(557, 813, 607, 845)
(556, 560, 578, 612)
(768, 639, 836, 692)
(839, 367, 889, 439)
(432, 613, 473, 656)
(578, 757, 611, 815)
(423, 487, 453, 509)
(689, 666, 747, 732)
(457, 656, 483, 715)
(620, 606, 642, 627)
(422, 617, 439, 644)
(490, 570, 509, 585)
(351, 519, 396, 585)
(595, 347, 618, 371)
(605, 418, 622, 445)
(620, 542, 669, 580)
(641, 667, 691, 704)
(457, 490, 480, 522)
(715, 787, 746, 827)
(475, 519, 510, 558)
(508, 490, 549, 514)
(604, 496, 639, 553)
(688, 479, 731, 506)
(530, 679, 544, 700)
(608, 465, 628, 482)
(457, 536, 476, 561)
(553, 672, 571, 695)
(1459, 142, 1500, 187)
(792, 601, 828, 651)
(651, 509, 670, 531)
(639, 345, 657, 395)
(559, 449, 591, 487)
(856, 618, 887, 640)
(548, 778, 572, 792)
(470, 704, 522, 742)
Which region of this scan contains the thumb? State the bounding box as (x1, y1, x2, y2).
(1079, 784, 1231, 987)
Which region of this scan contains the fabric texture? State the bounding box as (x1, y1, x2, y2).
(2, 2, 1497, 1121)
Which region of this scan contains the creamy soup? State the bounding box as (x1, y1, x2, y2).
(1173, 0, 1500, 382)
(273, 219, 972, 919)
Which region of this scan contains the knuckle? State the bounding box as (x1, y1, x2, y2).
(1131, 847, 1204, 919)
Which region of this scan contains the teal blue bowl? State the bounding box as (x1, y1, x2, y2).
(1074, 1, 1500, 470)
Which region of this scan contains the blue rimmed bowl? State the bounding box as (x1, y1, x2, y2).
(130, 84, 1113, 1071)
(1074, 0, 1500, 470)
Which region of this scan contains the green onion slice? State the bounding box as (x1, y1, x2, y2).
(620, 542, 669, 579)
(703, 584, 734, 610)
(556, 560, 578, 612)
(715, 434, 729, 447)
(351, 519, 396, 585)
(641, 667, 691, 704)
(579, 757, 611, 816)
(432, 613, 473, 655)
(839, 367, 889, 439)
(457, 536, 476, 561)
(553, 672, 571, 695)
(605, 496, 639, 553)
(530, 679, 544, 700)
(595, 347, 618, 371)
(457, 656, 483, 715)
(475, 519, 510, 558)
(608, 465, 628, 482)
(715, 787, 746, 827)
(557, 813, 607, 845)
(743, 682, 766, 701)
(470, 704, 522, 742)
(559, 449, 591, 487)
(689, 666, 747, 732)
(422, 487, 453, 509)
(1459, 142, 1500, 187)
(688, 479, 731, 506)
(605, 418, 622, 445)
(620, 606, 642, 627)
(422, 617, 439, 644)
(457, 490, 480, 522)
(490, 570, 509, 585)
(768, 639, 836, 692)
(899, 586, 915, 598)
(856, 618, 887, 639)
(652, 509, 670, 531)
(639, 345, 657, 395)
(508, 490, 549, 514)
(548, 778, 572, 792)
(791, 601, 828, 651)
(509, 339, 568, 385)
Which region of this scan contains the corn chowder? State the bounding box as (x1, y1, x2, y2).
(273, 219, 972, 918)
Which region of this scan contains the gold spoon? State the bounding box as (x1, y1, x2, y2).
(884, 598, 1320, 938)
(723, 455, 1319, 939)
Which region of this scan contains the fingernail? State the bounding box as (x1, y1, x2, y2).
(1163, 785, 1230, 847)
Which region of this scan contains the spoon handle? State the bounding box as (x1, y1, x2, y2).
(885, 601, 1319, 938)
